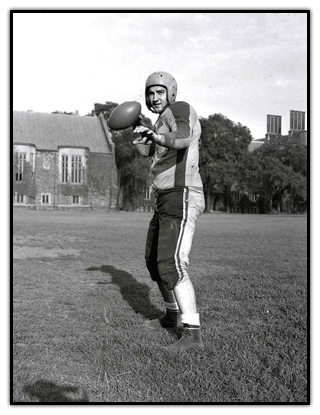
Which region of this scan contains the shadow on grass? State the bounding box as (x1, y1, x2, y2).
(23, 380, 89, 403)
(86, 265, 162, 319)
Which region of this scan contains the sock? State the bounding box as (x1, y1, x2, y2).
(163, 301, 180, 321)
(181, 313, 200, 328)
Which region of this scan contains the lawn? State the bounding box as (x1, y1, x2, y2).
(12, 209, 308, 403)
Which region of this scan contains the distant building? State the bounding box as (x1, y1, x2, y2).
(209, 109, 307, 214)
(253, 110, 307, 145)
(13, 111, 118, 210)
(141, 184, 155, 213)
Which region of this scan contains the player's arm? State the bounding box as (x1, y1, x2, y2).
(132, 116, 156, 157)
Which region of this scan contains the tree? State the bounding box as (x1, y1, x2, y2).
(275, 133, 308, 177)
(112, 128, 151, 210)
(91, 102, 152, 210)
(199, 114, 253, 212)
(246, 136, 307, 213)
(52, 110, 79, 116)
(89, 102, 119, 119)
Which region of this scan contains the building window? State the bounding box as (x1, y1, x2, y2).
(60, 152, 85, 184)
(71, 156, 82, 183)
(17, 194, 24, 203)
(29, 152, 35, 171)
(144, 186, 151, 199)
(72, 195, 80, 204)
(41, 193, 51, 204)
(252, 192, 258, 202)
(16, 152, 26, 181)
(62, 155, 68, 183)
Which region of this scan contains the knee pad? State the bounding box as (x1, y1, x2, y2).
(158, 259, 189, 291)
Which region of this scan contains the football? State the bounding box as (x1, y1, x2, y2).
(108, 101, 142, 131)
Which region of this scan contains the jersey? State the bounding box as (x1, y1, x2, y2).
(137, 101, 203, 191)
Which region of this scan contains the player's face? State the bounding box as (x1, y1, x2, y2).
(147, 86, 168, 114)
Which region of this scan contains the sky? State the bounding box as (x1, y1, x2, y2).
(12, 11, 308, 140)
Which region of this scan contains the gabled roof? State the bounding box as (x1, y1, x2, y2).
(13, 111, 114, 154)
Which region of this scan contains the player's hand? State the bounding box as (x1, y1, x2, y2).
(132, 122, 154, 145)
(133, 126, 164, 145)
(132, 135, 152, 145)
(133, 125, 156, 139)
(133, 115, 153, 129)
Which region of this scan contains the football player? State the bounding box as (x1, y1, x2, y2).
(133, 71, 205, 352)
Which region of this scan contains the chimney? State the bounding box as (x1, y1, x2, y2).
(289, 110, 305, 136)
(265, 114, 282, 141)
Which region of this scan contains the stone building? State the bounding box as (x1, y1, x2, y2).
(13, 111, 118, 210)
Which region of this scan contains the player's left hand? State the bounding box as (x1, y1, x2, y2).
(134, 126, 157, 140)
(133, 126, 164, 145)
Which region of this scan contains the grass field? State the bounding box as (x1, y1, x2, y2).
(12, 209, 308, 403)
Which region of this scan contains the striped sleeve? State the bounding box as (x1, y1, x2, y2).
(161, 102, 194, 149)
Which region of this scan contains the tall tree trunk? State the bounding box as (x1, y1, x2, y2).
(225, 186, 231, 213)
(205, 177, 211, 213)
(205, 189, 211, 213)
(291, 189, 295, 213)
(116, 169, 122, 210)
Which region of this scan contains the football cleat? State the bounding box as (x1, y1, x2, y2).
(166, 326, 204, 352)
